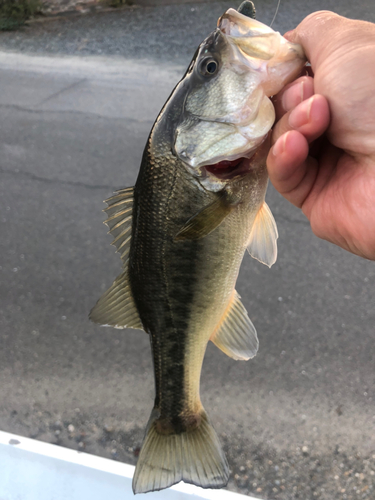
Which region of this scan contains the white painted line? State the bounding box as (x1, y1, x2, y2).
(0, 431, 261, 500)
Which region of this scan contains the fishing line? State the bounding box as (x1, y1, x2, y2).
(270, 0, 281, 27)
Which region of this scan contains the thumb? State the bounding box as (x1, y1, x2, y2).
(285, 11, 348, 70)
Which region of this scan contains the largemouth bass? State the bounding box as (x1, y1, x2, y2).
(90, 1, 305, 494)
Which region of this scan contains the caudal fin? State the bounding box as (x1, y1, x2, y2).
(132, 409, 229, 494)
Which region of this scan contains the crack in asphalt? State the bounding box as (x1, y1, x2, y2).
(37, 78, 88, 106)
(0, 166, 119, 191)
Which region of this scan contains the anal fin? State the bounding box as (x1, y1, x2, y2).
(210, 291, 258, 361)
(89, 270, 143, 331)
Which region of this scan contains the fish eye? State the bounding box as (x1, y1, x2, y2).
(199, 58, 219, 77)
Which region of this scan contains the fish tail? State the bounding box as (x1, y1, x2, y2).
(132, 408, 229, 494)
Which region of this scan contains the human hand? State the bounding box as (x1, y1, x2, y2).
(267, 11, 375, 260)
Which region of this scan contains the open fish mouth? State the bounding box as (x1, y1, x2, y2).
(204, 155, 254, 180)
(199, 131, 271, 188)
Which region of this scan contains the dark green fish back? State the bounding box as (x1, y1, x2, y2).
(129, 136, 213, 423)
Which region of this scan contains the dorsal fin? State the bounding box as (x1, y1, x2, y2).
(104, 187, 134, 266)
(90, 186, 144, 331)
(210, 291, 258, 360)
(89, 270, 143, 330)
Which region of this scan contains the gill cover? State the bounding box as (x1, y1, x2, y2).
(174, 8, 305, 171)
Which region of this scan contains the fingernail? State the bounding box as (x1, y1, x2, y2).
(272, 133, 288, 156)
(281, 81, 305, 111)
(289, 95, 314, 128)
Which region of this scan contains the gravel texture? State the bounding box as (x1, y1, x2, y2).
(4, 406, 375, 499)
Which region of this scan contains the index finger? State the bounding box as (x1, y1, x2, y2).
(272, 75, 314, 121)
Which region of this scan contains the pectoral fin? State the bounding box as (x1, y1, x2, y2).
(175, 194, 235, 241)
(247, 202, 278, 268)
(210, 291, 258, 361)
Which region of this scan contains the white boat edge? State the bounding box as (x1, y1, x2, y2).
(0, 430, 262, 500)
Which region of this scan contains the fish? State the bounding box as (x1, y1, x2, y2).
(90, 1, 305, 494)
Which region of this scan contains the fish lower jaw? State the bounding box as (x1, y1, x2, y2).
(200, 131, 272, 185)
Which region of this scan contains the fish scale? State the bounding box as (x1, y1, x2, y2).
(130, 149, 211, 421)
(129, 118, 268, 461)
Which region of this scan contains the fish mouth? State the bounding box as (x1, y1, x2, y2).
(204, 155, 254, 180)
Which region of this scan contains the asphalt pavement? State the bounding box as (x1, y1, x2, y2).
(0, 2, 375, 500)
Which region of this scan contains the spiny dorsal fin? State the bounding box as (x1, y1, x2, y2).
(104, 187, 134, 266)
(210, 290, 258, 360)
(175, 194, 235, 241)
(247, 202, 278, 268)
(89, 270, 143, 331)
